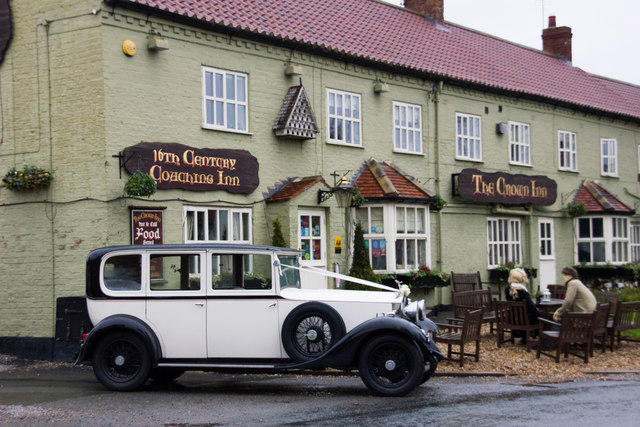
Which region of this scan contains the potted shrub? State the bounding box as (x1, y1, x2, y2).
(2, 165, 52, 191)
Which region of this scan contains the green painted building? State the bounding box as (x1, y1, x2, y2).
(1, 0, 639, 360)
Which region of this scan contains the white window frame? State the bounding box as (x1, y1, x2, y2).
(202, 66, 249, 133)
(487, 217, 522, 268)
(631, 224, 640, 262)
(393, 101, 422, 154)
(601, 138, 618, 177)
(298, 209, 326, 267)
(326, 88, 362, 146)
(354, 204, 431, 273)
(455, 113, 482, 161)
(508, 121, 531, 166)
(575, 216, 629, 265)
(558, 130, 577, 172)
(184, 206, 252, 244)
(538, 219, 555, 260)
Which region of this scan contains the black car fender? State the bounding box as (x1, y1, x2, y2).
(285, 316, 442, 370)
(75, 314, 162, 366)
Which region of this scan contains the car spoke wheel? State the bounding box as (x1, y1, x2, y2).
(282, 303, 346, 362)
(358, 335, 424, 396)
(93, 332, 151, 391)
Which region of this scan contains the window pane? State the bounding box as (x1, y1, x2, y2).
(237, 105, 247, 131)
(371, 207, 384, 234)
(219, 210, 228, 240)
(215, 101, 224, 126)
(311, 216, 321, 237)
(233, 212, 241, 241)
(578, 218, 591, 238)
(242, 213, 250, 241)
(395, 239, 405, 269)
(208, 210, 218, 240)
(396, 207, 405, 233)
(215, 73, 223, 97)
(593, 242, 606, 262)
(226, 104, 236, 129)
(592, 218, 604, 238)
(356, 208, 368, 229)
(371, 239, 386, 270)
(237, 75, 246, 102)
(205, 72, 213, 97)
(206, 100, 214, 124)
(417, 209, 425, 234)
(226, 74, 235, 100)
(197, 211, 205, 240)
(407, 209, 416, 233)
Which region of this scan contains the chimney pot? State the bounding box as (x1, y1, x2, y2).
(548, 15, 556, 27)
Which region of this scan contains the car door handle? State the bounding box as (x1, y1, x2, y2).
(194, 302, 204, 307)
(268, 302, 277, 308)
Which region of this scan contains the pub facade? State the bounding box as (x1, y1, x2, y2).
(1, 0, 639, 359)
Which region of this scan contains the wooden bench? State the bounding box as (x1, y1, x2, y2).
(494, 300, 537, 352)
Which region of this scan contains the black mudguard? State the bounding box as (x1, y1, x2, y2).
(284, 316, 443, 370)
(75, 314, 162, 366)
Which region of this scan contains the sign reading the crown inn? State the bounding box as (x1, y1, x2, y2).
(123, 142, 259, 194)
(457, 168, 557, 206)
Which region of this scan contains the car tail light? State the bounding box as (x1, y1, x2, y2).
(82, 333, 88, 341)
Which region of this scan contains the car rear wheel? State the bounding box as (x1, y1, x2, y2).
(358, 334, 424, 396)
(93, 332, 151, 391)
(281, 302, 346, 362)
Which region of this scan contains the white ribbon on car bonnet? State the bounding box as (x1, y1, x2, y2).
(278, 261, 407, 295)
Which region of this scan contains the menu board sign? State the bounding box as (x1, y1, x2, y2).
(131, 209, 163, 245)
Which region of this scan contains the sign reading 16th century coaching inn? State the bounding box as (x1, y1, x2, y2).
(123, 142, 259, 193)
(457, 168, 557, 206)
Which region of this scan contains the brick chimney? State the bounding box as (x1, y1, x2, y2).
(405, 0, 444, 24)
(542, 15, 572, 62)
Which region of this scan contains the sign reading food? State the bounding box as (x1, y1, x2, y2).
(131, 209, 163, 245)
(123, 142, 259, 194)
(457, 168, 557, 206)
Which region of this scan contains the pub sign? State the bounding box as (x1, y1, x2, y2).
(456, 168, 557, 206)
(123, 142, 259, 194)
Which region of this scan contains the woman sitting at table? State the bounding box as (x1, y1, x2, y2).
(552, 267, 597, 322)
(505, 268, 539, 342)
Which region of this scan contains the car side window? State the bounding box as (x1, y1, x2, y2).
(103, 255, 142, 291)
(150, 254, 201, 291)
(211, 253, 272, 290)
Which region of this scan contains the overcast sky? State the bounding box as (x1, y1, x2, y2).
(382, 0, 640, 86)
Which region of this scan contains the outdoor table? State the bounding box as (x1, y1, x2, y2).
(537, 298, 564, 319)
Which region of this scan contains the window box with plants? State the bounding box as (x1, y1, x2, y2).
(574, 264, 618, 283)
(386, 265, 450, 289)
(489, 262, 537, 283)
(2, 165, 52, 191)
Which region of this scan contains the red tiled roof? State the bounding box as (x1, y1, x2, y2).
(125, 0, 640, 120)
(573, 180, 634, 214)
(265, 176, 329, 202)
(354, 158, 434, 201)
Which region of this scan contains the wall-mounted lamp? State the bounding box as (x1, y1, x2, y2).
(496, 122, 508, 135)
(373, 79, 389, 93)
(318, 175, 355, 208)
(148, 30, 169, 51)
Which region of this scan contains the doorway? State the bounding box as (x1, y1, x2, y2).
(538, 218, 556, 293)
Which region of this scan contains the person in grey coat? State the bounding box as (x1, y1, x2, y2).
(553, 266, 597, 322)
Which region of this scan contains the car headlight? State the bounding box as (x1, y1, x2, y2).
(403, 299, 427, 322)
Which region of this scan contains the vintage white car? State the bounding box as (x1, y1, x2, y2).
(76, 244, 443, 396)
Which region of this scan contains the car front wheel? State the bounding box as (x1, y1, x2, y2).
(93, 331, 151, 391)
(358, 334, 424, 397)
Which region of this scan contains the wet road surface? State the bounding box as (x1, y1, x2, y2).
(1, 364, 639, 426)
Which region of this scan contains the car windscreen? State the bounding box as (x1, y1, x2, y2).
(277, 255, 301, 290)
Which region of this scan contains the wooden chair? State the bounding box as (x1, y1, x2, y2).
(435, 308, 484, 367)
(536, 311, 596, 363)
(607, 301, 640, 351)
(594, 291, 618, 319)
(450, 271, 482, 292)
(449, 289, 496, 333)
(591, 303, 609, 356)
(547, 284, 566, 299)
(494, 300, 537, 352)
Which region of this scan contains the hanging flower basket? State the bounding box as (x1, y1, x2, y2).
(124, 170, 157, 197)
(2, 166, 52, 191)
